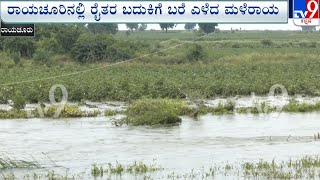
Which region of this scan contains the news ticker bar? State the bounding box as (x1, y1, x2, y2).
(1, 1, 288, 23)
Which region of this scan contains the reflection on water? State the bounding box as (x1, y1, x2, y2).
(1, 112, 320, 176)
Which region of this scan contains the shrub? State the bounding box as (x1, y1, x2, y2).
(231, 44, 241, 48)
(3, 37, 35, 58)
(123, 110, 181, 126)
(261, 39, 273, 47)
(105, 109, 124, 116)
(36, 24, 85, 53)
(11, 52, 21, 65)
(71, 34, 117, 63)
(45, 105, 98, 118)
(237, 102, 276, 114)
(282, 101, 320, 112)
(72, 34, 140, 63)
(121, 99, 190, 126)
(12, 91, 26, 110)
(299, 41, 317, 48)
(111, 39, 136, 60)
(0, 109, 27, 119)
(186, 44, 207, 61)
(224, 99, 235, 111)
(33, 49, 53, 65)
(55, 25, 85, 52)
(0, 105, 99, 119)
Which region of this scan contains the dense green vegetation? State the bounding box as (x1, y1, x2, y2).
(0, 109, 27, 119)
(104, 109, 124, 116)
(118, 99, 190, 126)
(0, 105, 98, 119)
(237, 102, 276, 114)
(282, 100, 320, 112)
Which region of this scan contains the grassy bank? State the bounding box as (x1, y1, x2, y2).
(3, 99, 320, 121)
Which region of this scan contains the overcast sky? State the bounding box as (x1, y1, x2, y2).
(118, 20, 305, 31)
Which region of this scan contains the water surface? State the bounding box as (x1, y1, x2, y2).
(1, 112, 320, 178)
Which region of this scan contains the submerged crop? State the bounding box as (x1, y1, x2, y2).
(2, 156, 320, 179)
(0, 155, 40, 170)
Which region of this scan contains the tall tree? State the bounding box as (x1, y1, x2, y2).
(184, 23, 196, 31)
(126, 24, 139, 31)
(87, 24, 118, 34)
(35, 24, 85, 53)
(159, 23, 175, 33)
(198, 23, 218, 34)
(138, 24, 148, 31)
(4, 37, 35, 58)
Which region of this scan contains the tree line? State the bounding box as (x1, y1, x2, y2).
(127, 23, 217, 34)
(0, 23, 218, 65)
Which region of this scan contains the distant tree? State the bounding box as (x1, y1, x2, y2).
(198, 23, 218, 34)
(184, 23, 196, 31)
(56, 25, 85, 52)
(4, 37, 35, 58)
(126, 24, 139, 32)
(138, 24, 148, 31)
(87, 24, 118, 34)
(159, 23, 175, 33)
(72, 34, 117, 63)
(37, 24, 85, 53)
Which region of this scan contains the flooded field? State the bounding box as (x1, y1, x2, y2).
(2, 27, 320, 179)
(1, 110, 320, 179)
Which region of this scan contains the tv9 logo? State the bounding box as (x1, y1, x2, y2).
(293, 0, 319, 26)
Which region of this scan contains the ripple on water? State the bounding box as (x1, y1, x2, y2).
(0, 112, 320, 175)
